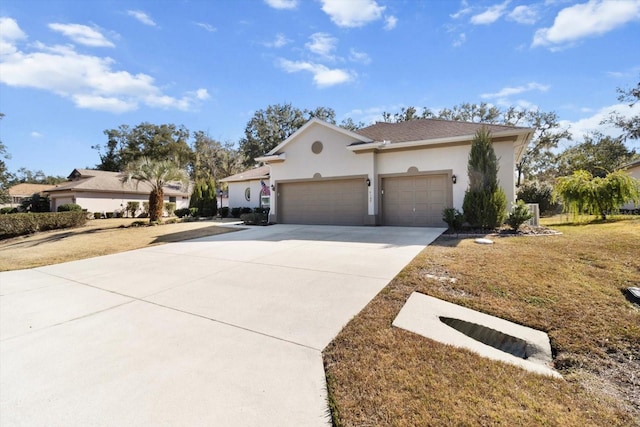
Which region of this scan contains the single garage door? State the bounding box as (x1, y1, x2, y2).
(382, 174, 449, 226)
(278, 179, 366, 225)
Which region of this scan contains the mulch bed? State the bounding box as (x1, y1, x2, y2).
(442, 224, 561, 238)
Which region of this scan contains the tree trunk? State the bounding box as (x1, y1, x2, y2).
(149, 188, 164, 222)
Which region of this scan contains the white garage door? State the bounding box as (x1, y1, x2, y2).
(382, 175, 449, 226)
(278, 179, 367, 225)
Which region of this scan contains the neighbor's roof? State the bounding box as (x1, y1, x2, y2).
(623, 158, 640, 169)
(8, 183, 56, 196)
(46, 169, 189, 196)
(220, 165, 270, 183)
(355, 119, 530, 144)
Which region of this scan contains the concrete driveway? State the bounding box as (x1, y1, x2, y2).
(0, 224, 444, 426)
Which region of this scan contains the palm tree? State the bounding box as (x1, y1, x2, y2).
(122, 157, 189, 222)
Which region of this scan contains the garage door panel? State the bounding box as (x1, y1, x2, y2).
(279, 179, 366, 225)
(382, 174, 449, 227)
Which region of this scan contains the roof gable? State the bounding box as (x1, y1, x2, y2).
(266, 118, 372, 156)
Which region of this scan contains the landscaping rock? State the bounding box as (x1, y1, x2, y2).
(475, 238, 494, 245)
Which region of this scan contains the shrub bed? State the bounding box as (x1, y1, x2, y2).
(0, 211, 87, 239)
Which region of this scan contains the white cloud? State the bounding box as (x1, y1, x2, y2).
(481, 82, 550, 99)
(0, 18, 207, 113)
(305, 33, 337, 59)
(126, 10, 157, 27)
(384, 15, 398, 30)
(451, 1, 473, 19)
(470, 0, 511, 25)
(349, 48, 371, 64)
(0, 17, 27, 54)
(48, 23, 114, 47)
(507, 5, 538, 25)
(533, 0, 640, 48)
(195, 22, 217, 32)
(264, 33, 290, 48)
(278, 58, 353, 87)
(453, 32, 467, 47)
(31, 131, 43, 138)
(560, 102, 640, 145)
(320, 0, 385, 28)
(264, 0, 298, 9)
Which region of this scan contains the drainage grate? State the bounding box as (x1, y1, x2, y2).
(439, 316, 529, 359)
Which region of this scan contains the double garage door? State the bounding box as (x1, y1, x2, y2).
(277, 174, 449, 226)
(382, 174, 449, 226)
(278, 179, 367, 225)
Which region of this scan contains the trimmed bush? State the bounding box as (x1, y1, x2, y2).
(442, 208, 464, 232)
(126, 201, 140, 218)
(506, 200, 533, 231)
(164, 202, 176, 217)
(57, 203, 83, 212)
(240, 212, 268, 225)
(0, 207, 16, 215)
(106, 212, 114, 219)
(231, 207, 242, 218)
(174, 208, 191, 218)
(0, 211, 87, 239)
(220, 207, 230, 218)
(93, 212, 102, 219)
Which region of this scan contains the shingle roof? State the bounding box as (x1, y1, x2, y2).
(355, 119, 528, 143)
(8, 183, 56, 196)
(220, 165, 270, 182)
(47, 169, 189, 196)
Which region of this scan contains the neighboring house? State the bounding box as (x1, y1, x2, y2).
(621, 159, 640, 211)
(247, 118, 532, 226)
(1, 183, 56, 208)
(45, 169, 191, 215)
(220, 165, 271, 209)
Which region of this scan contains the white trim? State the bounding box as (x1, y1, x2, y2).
(266, 118, 372, 156)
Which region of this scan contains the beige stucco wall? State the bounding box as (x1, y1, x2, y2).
(621, 164, 640, 210)
(263, 122, 520, 225)
(227, 180, 270, 209)
(49, 191, 189, 215)
(268, 123, 374, 219)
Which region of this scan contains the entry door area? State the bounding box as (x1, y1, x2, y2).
(278, 179, 367, 225)
(382, 174, 449, 226)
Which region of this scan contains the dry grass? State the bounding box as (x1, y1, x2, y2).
(324, 217, 640, 426)
(0, 218, 239, 271)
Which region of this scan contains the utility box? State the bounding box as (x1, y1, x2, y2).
(526, 203, 540, 227)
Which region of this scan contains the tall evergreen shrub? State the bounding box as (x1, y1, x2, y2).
(462, 127, 507, 229)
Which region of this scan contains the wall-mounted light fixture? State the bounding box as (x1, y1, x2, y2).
(270, 184, 275, 191)
(452, 175, 457, 184)
(366, 177, 371, 187)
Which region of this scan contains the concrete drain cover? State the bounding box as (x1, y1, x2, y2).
(393, 292, 561, 378)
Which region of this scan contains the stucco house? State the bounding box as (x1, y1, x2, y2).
(220, 165, 271, 209)
(1, 183, 56, 209)
(244, 118, 533, 226)
(46, 169, 191, 215)
(621, 158, 640, 212)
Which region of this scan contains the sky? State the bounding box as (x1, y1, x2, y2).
(1, 0, 639, 178)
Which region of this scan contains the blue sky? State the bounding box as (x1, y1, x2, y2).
(1, 0, 639, 177)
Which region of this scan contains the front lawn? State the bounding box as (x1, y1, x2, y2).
(324, 217, 639, 426)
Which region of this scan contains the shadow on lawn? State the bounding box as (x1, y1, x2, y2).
(0, 226, 112, 249)
(151, 225, 238, 244)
